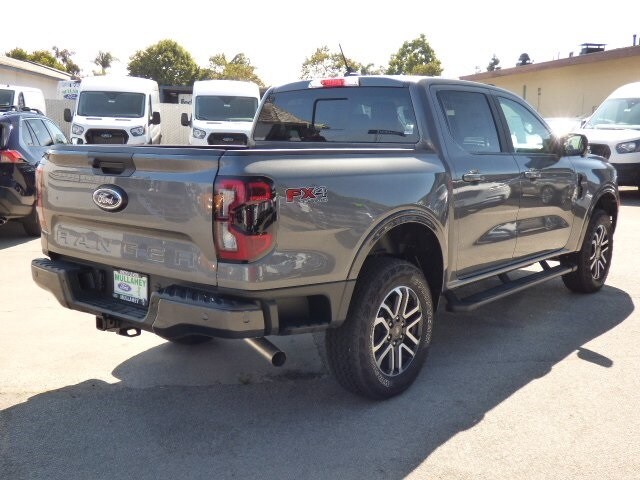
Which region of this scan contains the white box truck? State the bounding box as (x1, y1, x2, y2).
(180, 80, 259, 145)
(0, 85, 46, 114)
(64, 76, 161, 145)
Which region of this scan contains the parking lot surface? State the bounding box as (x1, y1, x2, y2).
(1, 189, 639, 480)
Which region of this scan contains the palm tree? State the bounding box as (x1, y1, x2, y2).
(94, 51, 117, 75)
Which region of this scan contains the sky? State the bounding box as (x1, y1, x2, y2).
(3, 1, 638, 86)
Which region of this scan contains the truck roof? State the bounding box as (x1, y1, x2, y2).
(78, 76, 159, 93)
(193, 80, 259, 97)
(268, 75, 508, 94)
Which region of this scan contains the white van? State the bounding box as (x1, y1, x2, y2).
(0, 85, 46, 115)
(580, 82, 640, 187)
(181, 80, 260, 145)
(64, 76, 161, 145)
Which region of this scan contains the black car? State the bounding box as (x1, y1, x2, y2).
(0, 110, 68, 235)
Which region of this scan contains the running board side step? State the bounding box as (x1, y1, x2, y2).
(445, 263, 576, 313)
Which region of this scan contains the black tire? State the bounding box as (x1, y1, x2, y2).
(562, 209, 612, 293)
(166, 335, 212, 345)
(325, 257, 433, 400)
(21, 207, 41, 237)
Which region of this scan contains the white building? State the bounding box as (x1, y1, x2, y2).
(0, 56, 72, 99)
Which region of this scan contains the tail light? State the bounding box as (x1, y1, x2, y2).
(0, 150, 25, 163)
(213, 177, 276, 262)
(35, 162, 48, 232)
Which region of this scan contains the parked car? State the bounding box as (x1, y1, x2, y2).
(0, 110, 68, 235)
(579, 82, 640, 187)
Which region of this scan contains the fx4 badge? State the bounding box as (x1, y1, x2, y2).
(285, 186, 328, 204)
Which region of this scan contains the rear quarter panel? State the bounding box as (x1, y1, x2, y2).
(216, 148, 448, 290)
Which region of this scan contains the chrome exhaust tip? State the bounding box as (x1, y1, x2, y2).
(244, 337, 286, 367)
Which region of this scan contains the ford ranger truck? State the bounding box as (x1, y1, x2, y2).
(32, 76, 619, 399)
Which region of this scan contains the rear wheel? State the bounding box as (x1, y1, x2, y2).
(325, 257, 433, 399)
(562, 209, 612, 293)
(21, 207, 40, 237)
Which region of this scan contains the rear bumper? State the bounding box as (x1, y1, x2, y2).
(31, 257, 266, 339)
(31, 257, 354, 339)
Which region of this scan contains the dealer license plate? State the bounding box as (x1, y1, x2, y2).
(113, 269, 149, 307)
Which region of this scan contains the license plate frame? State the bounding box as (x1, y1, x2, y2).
(113, 269, 149, 307)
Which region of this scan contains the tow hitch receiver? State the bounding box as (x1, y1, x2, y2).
(96, 316, 141, 337)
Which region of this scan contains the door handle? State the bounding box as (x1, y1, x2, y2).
(524, 169, 541, 179)
(462, 171, 486, 182)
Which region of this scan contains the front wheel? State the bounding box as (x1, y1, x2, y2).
(562, 209, 613, 293)
(325, 257, 433, 400)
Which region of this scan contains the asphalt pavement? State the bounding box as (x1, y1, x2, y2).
(1, 189, 639, 480)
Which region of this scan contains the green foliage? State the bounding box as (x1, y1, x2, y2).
(487, 54, 501, 72)
(6, 47, 74, 73)
(300, 46, 365, 79)
(52, 46, 80, 76)
(94, 51, 118, 75)
(5, 48, 29, 61)
(386, 34, 442, 76)
(128, 39, 199, 86)
(200, 53, 264, 87)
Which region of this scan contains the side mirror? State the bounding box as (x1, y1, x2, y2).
(63, 108, 72, 123)
(563, 133, 588, 157)
(151, 111, 161, 125)
(180, 112, 191, 127)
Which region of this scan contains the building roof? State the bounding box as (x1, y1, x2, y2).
(461, 45, 640, 81)
(0, 56, 72, 81)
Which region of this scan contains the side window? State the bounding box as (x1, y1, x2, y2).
(498, 97, 552, 153)
(26, 119, 53, 146)
(18, 92, 25, 109)
(148, 96, 153, 123)
(437, 90, 501, 153)
(43, 120, 69, 145)
(22, 121, 36, 146)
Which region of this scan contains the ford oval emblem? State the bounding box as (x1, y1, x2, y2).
(93, 185, 128, 212)
(118, 282, 132, 292)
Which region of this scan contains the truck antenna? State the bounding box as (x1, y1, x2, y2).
(339, 44, 357, 76)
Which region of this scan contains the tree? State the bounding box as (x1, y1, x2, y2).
(386, 34, 442, 76)
(52, 46, 80, 76)
(516, 53, 532, 66)
(128, 39, 199, 86)
(487, 54, 501, 72)
(94, 51, 118, 75)
(300, 46, 365, 79)
(6, 48, 65, 71)
(200, 53, 264, 86)
(5, 48, 29, 61)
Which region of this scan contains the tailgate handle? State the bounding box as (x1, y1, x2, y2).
(90, 157, 135, 176)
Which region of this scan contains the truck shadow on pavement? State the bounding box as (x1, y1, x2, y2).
(1, 280, 633, 480)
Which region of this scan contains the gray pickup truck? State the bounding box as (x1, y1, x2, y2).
(32, 76, 619, 399)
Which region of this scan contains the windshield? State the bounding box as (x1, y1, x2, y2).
(584, 97, 640, 130)
(254, 86, 419, 143)
(0, 89, 15, 110)
(195, 95, 258, 121)
(77, 91, 146, 118)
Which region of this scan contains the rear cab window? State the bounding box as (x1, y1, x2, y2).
(254, 84, 419, 144)
(437, 90, 502, 153)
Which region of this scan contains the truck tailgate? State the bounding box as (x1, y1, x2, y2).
(40, 146, 223, 286)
